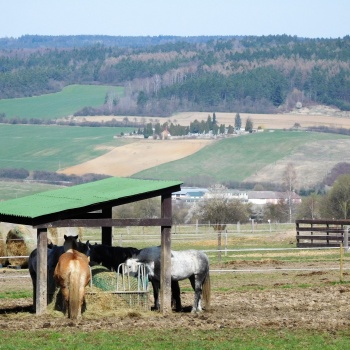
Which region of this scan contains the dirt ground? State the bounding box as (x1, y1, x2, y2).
(1, 266, 350, 332)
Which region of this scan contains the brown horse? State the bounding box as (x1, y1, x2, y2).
(28, 235, 90, 312)
(54, 249, 91, 319)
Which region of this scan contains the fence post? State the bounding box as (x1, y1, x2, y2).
(217, 230, 222, 264)
(251, 219, 255, 233)
(340, 242, 344, 282)
(343, 226, 349, 252)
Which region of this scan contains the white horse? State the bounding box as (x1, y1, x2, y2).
(126, 246, 211, 313)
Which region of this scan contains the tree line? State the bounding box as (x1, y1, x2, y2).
(1, 35, 350, 115)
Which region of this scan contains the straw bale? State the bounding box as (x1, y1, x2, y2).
(54, 227, 84, 245)
(48, 228, 58, 245)
(5, 225, 36, 267)
(0, 237, 6, 266)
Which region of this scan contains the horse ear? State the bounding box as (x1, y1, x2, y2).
(74, 235, 79, 240)
(64, 235, 67, 239)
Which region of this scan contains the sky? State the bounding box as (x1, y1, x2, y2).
(0, 0, 349, 39)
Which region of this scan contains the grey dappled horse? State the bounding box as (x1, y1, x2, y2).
(126, 246, 211, 313)
(28, 235, 90, 311)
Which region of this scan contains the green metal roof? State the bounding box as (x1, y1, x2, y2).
(0, 177, 182, 226)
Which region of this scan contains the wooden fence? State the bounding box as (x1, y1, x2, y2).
(295, 219, 350, 248)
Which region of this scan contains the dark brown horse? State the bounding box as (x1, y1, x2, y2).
(54, 249, 91, 319)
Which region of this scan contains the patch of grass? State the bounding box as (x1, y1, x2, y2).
(1, 328, 349, 350)
(0, 180, 65, 200)
(0, 85, 124, 120)
(0, 291, 31, 299)
(0, 124, 135, 171)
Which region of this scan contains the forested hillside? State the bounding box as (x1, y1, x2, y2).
(1, 35, 350, 117)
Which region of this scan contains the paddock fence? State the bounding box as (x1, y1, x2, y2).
(296, 219, 350, 248)
(2, 221, 350, 311)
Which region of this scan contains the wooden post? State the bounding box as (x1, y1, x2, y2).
(217, 230, 222, 263)
(160, 193, 172, 314)
(36, 228, 48, 315)
(340, 243, 344, 282)
(101, 207, 113, 246)
(343, 226, 349, 251)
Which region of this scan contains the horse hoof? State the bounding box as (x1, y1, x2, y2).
(191, 309, 203, 314)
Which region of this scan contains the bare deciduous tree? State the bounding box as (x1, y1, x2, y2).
(282, 163, 298, 222)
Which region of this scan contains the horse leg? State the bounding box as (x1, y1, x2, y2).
(171, 280, 182, 312)
(150, 279, 160, 311)
(30, 273, 36, 312)
(78, 287, 86, 318)
(189, 275, 203, 313)
(60, 286, 70, 316)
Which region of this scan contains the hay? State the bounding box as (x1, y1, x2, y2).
(54, 227, 84, 245)
(47, 265, 150, 317)
(91, 265, 117, 291)
(6, 225, 36, 268)
(0, 226, 7, 266)
(48, 228, 58, 245)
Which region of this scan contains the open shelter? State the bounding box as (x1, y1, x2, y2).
(0, 176, 182, 315)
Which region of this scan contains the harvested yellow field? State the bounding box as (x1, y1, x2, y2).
(60, 139, 212, 177)
(72, 106, 350, 130)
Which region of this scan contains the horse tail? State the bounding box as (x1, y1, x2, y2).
(69, 268, 80, 319)
(202, 271, 211, 310)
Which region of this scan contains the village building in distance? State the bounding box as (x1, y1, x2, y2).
(172, 187, 301, 205)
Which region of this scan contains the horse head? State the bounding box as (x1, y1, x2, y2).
(124, 258, 139, 277)
(125, 258, 155, 278)
(77, 240, 90, 257)
(63, 235, 79, 252)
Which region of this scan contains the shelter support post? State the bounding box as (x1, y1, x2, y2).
(36, 228, 48, 315)
(160, 193, 172, 314)
(101, 207, 113, 246)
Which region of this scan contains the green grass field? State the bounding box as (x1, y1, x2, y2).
(0, 124, 135, 171)
(0, 128, 349, 200)
(1, 328, 349, 350)
(133, 131, 349, 182)
(0, 85, 124, 120)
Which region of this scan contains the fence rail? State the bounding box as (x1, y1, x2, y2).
(296, 219, 350, 248)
